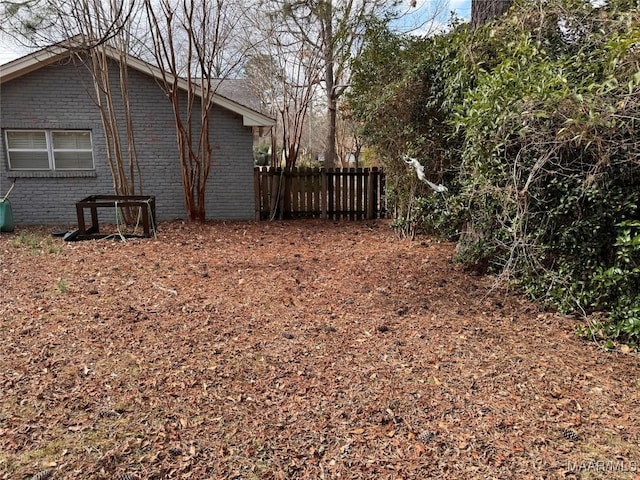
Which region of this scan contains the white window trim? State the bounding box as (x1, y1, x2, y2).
(5, 129, 95, 171)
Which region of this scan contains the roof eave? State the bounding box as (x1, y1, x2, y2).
(213, 95, 275, 127)
(243, 116, 276, 127)
(0, 44, 70, 84)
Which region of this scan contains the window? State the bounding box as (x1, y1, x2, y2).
(5, 131, 49, 169)
(5, 130, 94, 171)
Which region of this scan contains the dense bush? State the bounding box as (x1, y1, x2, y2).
(350, 0, 640, 344)
(349, 17, 475, 237)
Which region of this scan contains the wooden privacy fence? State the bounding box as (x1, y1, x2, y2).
(254, 167, 385, 220)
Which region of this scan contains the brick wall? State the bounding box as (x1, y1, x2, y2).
(0, 56, 256, 225)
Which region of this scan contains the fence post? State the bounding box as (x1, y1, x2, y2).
(366, 168, 374, 220)
(254, 167, 260, 220)
(321, 169, 328, 218)
(374, 167, 381, 219)
(270, 168, 282, 219)
(337, 169, 344, 219)
(356, 168, 363, 220)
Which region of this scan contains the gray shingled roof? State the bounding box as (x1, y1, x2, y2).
(213, 79, 264, 114)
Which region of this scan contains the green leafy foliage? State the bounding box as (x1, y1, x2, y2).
(253, 144, 271, 166)
(583, 221, 640, 340)
(349, 17, 478, 238)
(350, 0, 640, 344)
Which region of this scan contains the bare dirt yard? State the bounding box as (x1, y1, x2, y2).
(1, 220, 639, 480)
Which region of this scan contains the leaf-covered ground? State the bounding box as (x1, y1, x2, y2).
(1, 220, 639, 480)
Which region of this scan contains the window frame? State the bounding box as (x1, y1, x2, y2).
(5, 129, 95, 171)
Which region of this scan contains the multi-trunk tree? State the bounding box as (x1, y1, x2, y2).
(245, 7, 322, 168)
(261, 0, 393, 168)
(143, 0, 251, 222)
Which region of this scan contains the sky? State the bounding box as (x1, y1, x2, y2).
(0, 0, 613, 65)
(393, 0, 471, 35)
(0, 0, 473, 66)
(0, 31, 33, 65)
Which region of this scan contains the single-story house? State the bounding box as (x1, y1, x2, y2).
(0, 40, 275, 225)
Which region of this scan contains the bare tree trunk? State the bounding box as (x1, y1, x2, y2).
(471, 0, 513, 28)
(77, 1, 142, 224)
(322, 1, 337, 168)
(271, 127, 278, 167)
